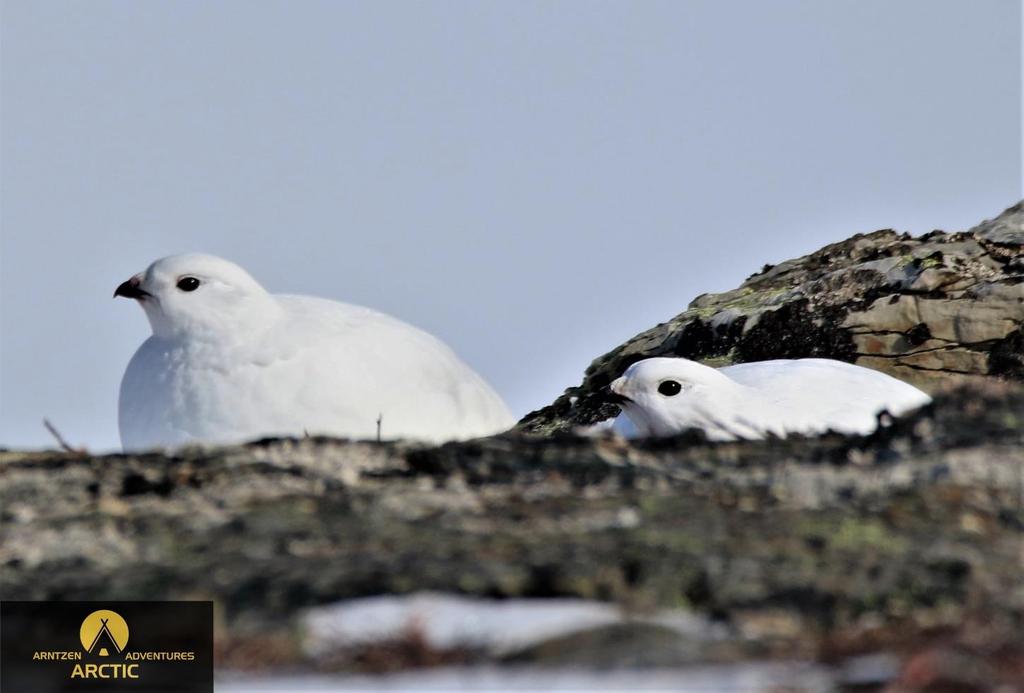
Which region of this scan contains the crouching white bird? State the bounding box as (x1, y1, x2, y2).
(607, 357, 931, 440)
(115, 253, 514, 450)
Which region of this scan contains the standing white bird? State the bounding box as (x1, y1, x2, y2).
(607, 357, 931, 440)
(115, 253, 514, 450)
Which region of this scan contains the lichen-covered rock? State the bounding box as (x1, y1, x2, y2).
(1, 383, 1022, 678)
(517, 202, 1024, 435)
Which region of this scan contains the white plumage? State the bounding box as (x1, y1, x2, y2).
(608, 357, 931, 440)
(116, 254, 513, 450)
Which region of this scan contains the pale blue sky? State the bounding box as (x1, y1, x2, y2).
(2, 0, 1021, 450)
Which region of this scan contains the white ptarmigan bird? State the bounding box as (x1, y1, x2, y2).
(607, 357, 931, 440)
(115, 254, 514, 450)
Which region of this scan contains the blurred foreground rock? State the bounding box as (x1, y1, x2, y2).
(519, 201, 1024, 434)
(2, 382, 1023, 687)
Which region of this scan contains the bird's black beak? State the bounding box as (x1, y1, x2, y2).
(114, 277, 150, 300)
(605, 390, 631, 405)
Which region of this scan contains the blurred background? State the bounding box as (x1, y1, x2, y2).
(1, 0, 1020, 451)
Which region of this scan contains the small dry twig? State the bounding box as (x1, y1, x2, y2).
(42, 418, 88, 456)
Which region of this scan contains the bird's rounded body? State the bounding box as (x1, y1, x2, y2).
(609, 357, 931, 440)
(117, 255, 513, 450)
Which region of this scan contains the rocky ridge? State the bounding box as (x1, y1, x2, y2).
(1, 382, 1022, 685)
(518, 201, 1024, 434)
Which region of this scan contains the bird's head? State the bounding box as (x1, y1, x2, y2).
(607, 357, 734, 436)
(115, 253, 279, 339)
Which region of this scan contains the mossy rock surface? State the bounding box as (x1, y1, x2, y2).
(2, 384, 1022, 663)
(517, 201, 1024, 434)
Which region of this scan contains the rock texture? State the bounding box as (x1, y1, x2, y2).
(2, 383, 1023, 685)
(518, 201, 1024, 435)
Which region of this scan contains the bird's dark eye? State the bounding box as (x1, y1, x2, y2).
(658, 380, 682, 396)
(176, 277, 200, 292)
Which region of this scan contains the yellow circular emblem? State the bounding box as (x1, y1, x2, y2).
(79, 609, 129, 656)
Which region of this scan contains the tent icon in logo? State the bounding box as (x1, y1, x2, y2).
(79, 609, 129, 656)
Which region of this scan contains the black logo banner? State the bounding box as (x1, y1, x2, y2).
(1, 601, 213, 693)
